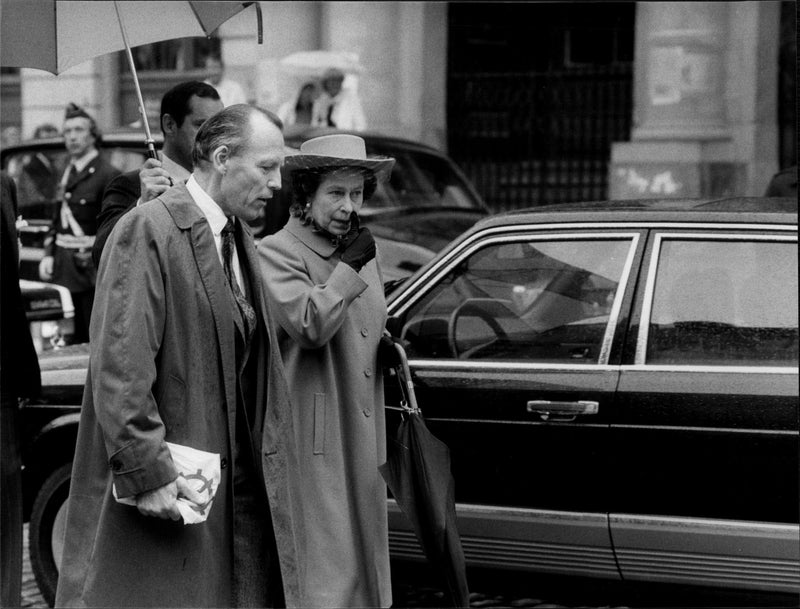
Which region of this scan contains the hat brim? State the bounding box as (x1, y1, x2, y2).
(284, 153, 395, 183)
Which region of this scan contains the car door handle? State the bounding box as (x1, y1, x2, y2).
(527, 400, 599, 421)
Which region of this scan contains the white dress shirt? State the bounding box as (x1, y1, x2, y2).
(185, 175, 244, 292)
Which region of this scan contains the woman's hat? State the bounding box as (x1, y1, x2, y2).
(285, 134, 395, 183)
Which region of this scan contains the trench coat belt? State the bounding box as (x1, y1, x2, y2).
(55, 234, 96, 250)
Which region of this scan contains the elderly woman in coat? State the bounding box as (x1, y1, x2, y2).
(258, 134, 395, 608)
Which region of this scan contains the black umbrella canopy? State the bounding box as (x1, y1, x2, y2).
(379, 340, 469, 607)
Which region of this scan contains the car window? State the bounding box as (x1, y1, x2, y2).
(646, 237, 799, 366)
(398, 236, 633, 363)
(365, 147, 481, 211)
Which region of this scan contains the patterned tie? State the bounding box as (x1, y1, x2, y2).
(221, 218, 257, 346)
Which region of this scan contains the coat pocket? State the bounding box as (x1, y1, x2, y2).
(313, 393, 325, 455)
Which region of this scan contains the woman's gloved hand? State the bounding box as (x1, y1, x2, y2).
(339, 213, 376, 271)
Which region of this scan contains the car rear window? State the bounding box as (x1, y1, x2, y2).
(646, 236, 799, 367)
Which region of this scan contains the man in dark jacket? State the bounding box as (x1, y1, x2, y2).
(1, 171, 41, 608)
(92, 81, 222, 266)
(38, 104, 120, 343)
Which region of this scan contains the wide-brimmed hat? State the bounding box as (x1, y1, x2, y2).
(285, 134, 395, 183)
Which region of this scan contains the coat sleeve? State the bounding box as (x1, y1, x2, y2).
(93, 170, 138, 267)
(258, 233, 367, 349)
(90, 207, 177, 499)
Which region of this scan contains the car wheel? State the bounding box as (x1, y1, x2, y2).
(29, 463, 71, 607)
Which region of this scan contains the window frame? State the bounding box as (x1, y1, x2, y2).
(636, 231, 799, 369)
(391, 229, 641, 367)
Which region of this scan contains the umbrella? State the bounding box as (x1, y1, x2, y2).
(1, 0, 260, 157)
(379, 337, 470, 607)
(278, 49, 364, 77)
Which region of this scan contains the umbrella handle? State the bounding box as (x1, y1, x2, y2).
(392, 341, 420, 414)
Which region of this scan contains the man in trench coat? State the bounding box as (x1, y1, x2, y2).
(55, 105, 304, 608)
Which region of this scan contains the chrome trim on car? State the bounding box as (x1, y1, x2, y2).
(406, 359, 618, 372)
(41, 368, 88, 387)
(636, 233, 799, 366)
(609, 424, 797, 436)
(598, 233, 638, 364)
(620, 364, 799, 374)
(388, 499, 619, 579)
(610, 513, 800, 593)
(474, 222, 796, 239)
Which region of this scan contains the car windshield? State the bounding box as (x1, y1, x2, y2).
(3, 145, 147, 222)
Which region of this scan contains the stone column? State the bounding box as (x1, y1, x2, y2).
(609, 1, 782, 199)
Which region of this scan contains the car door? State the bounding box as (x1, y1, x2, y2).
(385, 225, 644, 580)
(611, 226, 800, 593)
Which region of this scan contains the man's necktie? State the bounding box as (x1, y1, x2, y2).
(221, 219, 256, 346)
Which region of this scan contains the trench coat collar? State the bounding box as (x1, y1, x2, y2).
(159, 183, 239, 430)
(284, 215, 340, 259)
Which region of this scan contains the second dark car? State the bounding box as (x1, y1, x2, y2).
(1, 127, 489, 285)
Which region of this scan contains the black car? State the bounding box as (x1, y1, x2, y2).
(21, 279, 75, 353)
(22, 196, 798, 606)
(1, 127, 488, 284)
(383, 197, 798, 597)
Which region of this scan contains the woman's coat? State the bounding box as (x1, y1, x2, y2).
(258, 216, 391, 608)
(55, 185, 304, 608)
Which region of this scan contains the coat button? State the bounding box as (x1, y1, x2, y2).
(220, 457, 228, 469)
(363, 408, 372, 417)
(361, 327, 369, 337)
(64, 192, 72, 200)
(364, 368, 372, 377)
(110, 459, 122, 472)
(79, 198, 87, 205)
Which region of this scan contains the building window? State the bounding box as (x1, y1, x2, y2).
(119, 37, 219, 73)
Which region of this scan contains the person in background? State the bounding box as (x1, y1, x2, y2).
(93, 81, 223, 266)
(18, 123, 62, 203)
(1, 171, 41, 609)
(55, 105, 294, 608)
(1, 126, 21, 148)
(277, 81, 320, 128)
(204, 54, 248, 107)
(38, 103, 120, 344)
(312, 68, 367, 131)
(258, 134, 395, 607)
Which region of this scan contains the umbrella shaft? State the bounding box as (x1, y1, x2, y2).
(114, 1, 154, 149)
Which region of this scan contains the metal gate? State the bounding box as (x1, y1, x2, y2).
(448, 64, 633, 212)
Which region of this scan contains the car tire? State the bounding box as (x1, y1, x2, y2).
(29, 463, 72, 608)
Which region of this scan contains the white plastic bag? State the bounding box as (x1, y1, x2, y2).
(113, 442, 221, 525)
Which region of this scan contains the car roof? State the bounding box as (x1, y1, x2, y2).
(471, 197, 798, 230)
(283, 126, 452, 157)
(1, 130, 165, 157)
(3, 126, 447, 160)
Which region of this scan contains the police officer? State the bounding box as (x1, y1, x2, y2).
(39, 103, 120, 343)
